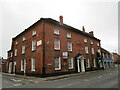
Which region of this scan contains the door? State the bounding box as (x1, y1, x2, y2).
(75, 54, 85, 73)
(81, 59, 85, 72)
(76, 59, 85, 72)
(77, 59, 80, 72)
(8, 62, 12, 73)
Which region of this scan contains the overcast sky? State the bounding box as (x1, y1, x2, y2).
(0, 0, 119, 59)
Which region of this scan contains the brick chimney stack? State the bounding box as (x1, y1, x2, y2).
(89, 31, 94, 36)
(82, 26, 85, 32)
(59, 16, 63, 24)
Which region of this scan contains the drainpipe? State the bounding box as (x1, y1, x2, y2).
(42, 21, 45, 76)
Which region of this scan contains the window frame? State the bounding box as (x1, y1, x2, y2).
(86, 59, 90, 68)
(67, 33, 71, 38)
(54, 29, 59, 35)
(15, 41, 18, 45)
(54, 57, 61, 70)
(14, 49, 17, 56)
(85, 46, 88, 54)
(54, 39, 60, 50)
(32, 40, 36, 51)
(32, 30, 36, 36)
(97, 43, 99, 46)
(68, 58, 74, 69)
(98, 49, 101, 55)
(22, 45, 25, 54)
(67, 42, 72, 51)
(93, 59, 96, 67)
(22, 37, 26, 42)
(31, 58, 36, 71)
(91, 48, 94, 54)
(21, 60, 24, 71)
(84, 39, 87, 43)
(90, 41, 93, 44)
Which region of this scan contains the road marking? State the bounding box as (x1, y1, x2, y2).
(99, 76, 102, 78)
(11, 79, 21, 82)
(64, 78, 68, 80)
(84, 79, 89, 81)
(109, 73, 112, 75)
(3, 81, 11, 83)
(57, 83, 72, 88)
(13, 83, 21, 87)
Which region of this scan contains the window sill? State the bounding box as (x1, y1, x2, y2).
(67, 37, 71, 39)
(31, 70, 36, 71)
(32, 50, 36, 52)
(54, 49, 60, 51)
(69, 68, 73, 70)
(54, 33, 59, 36)
(32, 34, 36, 37)
(68, 50, 72, 52)
(55, 69, 61, 71)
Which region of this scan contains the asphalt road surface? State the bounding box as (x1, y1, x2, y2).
(2, 66, 119, 88)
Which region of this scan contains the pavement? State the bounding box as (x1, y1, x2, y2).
(2, 66, 118, 88)
(2, 68, 107, 83)
(11, 66, 119, 88)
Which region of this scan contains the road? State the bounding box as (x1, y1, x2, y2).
(2, 74, 31, 88)
(2, 66, 118, 88)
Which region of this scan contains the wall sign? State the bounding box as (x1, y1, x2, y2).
(62, 52, 68, 59)
(37, 40, 42, 46)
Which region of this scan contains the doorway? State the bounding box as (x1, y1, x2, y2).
(8, 62, 12, 73)
(75, 54, 85, 73)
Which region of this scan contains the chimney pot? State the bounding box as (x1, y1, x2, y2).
(59, 16, 63, 24)
(82, 26, 85, 32)
(89, 31, 94, 36)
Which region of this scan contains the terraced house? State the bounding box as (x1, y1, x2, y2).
(5, 16, 103, 76)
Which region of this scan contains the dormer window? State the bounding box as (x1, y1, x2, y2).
(54, 29, 59, 35)
(22, 37, 26, 42)
(67, 33, 71, 38)
(32, 30, 36, 36)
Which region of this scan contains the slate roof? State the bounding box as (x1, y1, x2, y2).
(101, 48, 111, 55)
(13, 18, 100, 41)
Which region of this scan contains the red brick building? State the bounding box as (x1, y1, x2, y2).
(112, 53, 120, 64)
(5, 16, 102, 76)
(101, 48, 114, 68)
